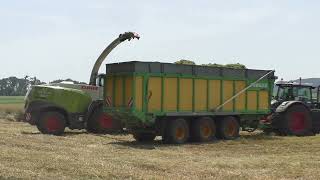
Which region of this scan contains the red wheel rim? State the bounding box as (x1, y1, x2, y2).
(46, 117, 62, 132)
(98, 114, 113, 129)
(289, 112, 306, 132)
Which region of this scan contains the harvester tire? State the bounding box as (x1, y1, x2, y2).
(37, 111, 66, 135)
(133, 132, 156, 142)
(190, 117, 216, 142)
(86, 107, 118, 134)
(277, 104, 312, 136)
(163, 118, 189, 144)
(216, 116, 240, 140)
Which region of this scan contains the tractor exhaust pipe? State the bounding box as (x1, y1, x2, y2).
(89, 32, 140, 85)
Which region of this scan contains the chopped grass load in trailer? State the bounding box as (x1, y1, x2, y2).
(103, 61, 276, 144)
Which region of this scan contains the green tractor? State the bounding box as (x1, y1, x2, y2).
(24, 32, 140, 135)
(261, 82, 320, 135)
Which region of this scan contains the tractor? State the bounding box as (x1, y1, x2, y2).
(24, 32, 140, 135)
(261, 82, 320, 135)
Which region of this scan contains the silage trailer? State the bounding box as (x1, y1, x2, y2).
(102, 61, 276, 144)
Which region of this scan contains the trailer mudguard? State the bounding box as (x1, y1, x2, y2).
(275, 101, 310, 113)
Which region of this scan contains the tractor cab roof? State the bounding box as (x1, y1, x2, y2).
(275, 82, 315, 89)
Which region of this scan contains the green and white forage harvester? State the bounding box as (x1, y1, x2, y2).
(24, 32, 140, 135)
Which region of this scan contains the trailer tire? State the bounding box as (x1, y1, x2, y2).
(163, 118, 189, 144)
(191, 117, 216, 142)
(216, 116, 240, 140)
(279, 104, 312, 136)
(37, 111, 66, 135)
(133, 132, 156, 142)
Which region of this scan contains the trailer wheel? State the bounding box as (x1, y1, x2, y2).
(37, 111, 66, 135)
(87, 107, 119, 133)
(191, 117, 216, 142)
(216, 116, 239, 140)
(163, 118, 189, 144)
(280, 104, 312, 136)
(133, 132, 156, 142)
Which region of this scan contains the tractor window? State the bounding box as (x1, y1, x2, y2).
(295, 87, 312, 102)
(277, 87, 290, 100)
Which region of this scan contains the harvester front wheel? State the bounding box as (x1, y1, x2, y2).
(216, 116, 240, 140)
(163, 118, 189, 144)
(133, 132, 156, 142)
(37, 111, 66, 135)
(191, 117, 216, 142)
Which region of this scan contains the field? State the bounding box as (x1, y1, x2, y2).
(0, 97, 320, 179)
(0, 118, 320, 180)
(0, 96, 24, 112)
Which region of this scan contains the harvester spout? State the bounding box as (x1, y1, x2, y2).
(89, 32, 140, 85)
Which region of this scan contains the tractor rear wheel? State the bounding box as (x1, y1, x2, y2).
(190, 117, 216, 142)
(86, 107, 120, 134)
(37, 111, 66, 135)
(163, 118, 189, 144)
(278, 104, 312, 136)
(133, 132, 156, 142)
(216, 116, 240, 140)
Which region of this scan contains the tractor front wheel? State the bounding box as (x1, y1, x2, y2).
(37, 111, 66, 135)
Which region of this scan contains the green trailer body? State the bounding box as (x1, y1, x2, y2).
(103, 61, 276, 143)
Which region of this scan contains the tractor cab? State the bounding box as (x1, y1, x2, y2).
(273, 83, 317, 104)
(272, 82, 319, 110)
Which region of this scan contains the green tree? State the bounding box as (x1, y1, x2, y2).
(0, 76, 45, 96)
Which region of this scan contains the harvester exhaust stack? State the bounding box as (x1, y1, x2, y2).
(89, 32, 140, 85)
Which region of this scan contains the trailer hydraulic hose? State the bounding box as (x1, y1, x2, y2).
(89, 32, 140, 85)
(213, 70, 275, 112)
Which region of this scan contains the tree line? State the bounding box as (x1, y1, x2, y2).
(0, 76, 86, 96)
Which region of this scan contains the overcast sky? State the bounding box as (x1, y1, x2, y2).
(0, 0, 319, 83)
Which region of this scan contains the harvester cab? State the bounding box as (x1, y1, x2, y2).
(265, 82, 320, 136)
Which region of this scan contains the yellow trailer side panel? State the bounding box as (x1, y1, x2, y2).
(179, 78, 193, 111)
(125, 77, 133, 106)
(105, 76, 113, 100)
(208, 80, 221, 109)
(163, 78, 177, 111)
(223, 80, 234, 111)
(235, 81, 246, 111)
(115, 77, 123, 107)
(247, 91, 257, 111)
(259, 91, 269, 110)
(135, 76, 143, 111)
(148, 77, 162, 112)
(195, 79, 207, 111)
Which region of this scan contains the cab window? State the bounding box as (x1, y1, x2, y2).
(294, 87, 312, 102)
